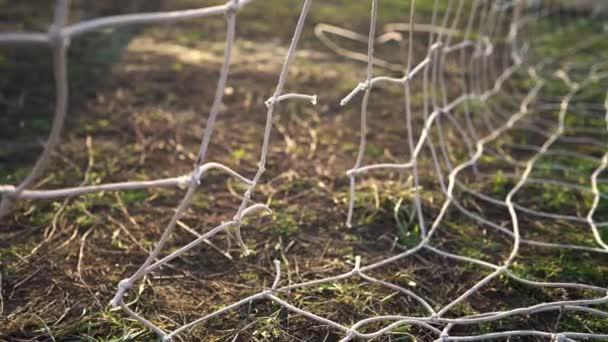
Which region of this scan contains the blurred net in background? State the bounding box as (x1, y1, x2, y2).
(1, 0, 607, 341)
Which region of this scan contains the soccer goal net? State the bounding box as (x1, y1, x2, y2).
(1, 0, 607, 341)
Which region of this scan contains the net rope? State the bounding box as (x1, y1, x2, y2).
(1, 0, 607, 341)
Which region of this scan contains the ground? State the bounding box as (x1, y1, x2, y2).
(0, 1, 607, 341)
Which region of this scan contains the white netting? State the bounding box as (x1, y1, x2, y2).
(1, 0, 607, 341)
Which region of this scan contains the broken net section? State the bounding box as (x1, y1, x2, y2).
(0, 0, 607, 341)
